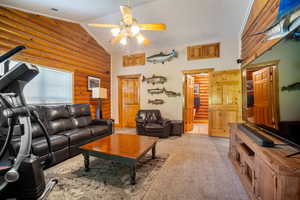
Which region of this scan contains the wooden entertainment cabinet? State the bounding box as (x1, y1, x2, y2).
(229, 123, 300, 200)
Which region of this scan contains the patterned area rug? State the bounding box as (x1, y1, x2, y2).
(45, 153, 169, 200)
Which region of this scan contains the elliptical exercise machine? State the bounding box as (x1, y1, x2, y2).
(0, 46, 57, 199)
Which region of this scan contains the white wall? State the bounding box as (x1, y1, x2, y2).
(111, 37, 240, 123)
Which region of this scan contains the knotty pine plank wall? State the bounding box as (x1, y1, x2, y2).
(241, 0, 280, 65)
(0, 7, 111, 118)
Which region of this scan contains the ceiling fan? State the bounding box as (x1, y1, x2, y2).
(88, 2, 166, 46)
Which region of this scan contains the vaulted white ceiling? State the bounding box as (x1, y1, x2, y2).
(0, 0, 251, 54)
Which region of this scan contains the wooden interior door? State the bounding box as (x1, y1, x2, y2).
(184, 75, 194, 132)
(209, 70, 241, 137)
(252, 67, 275, 128)
(119, 76, 140, 127)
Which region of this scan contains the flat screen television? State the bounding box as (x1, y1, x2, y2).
(242, 35, 300, 149)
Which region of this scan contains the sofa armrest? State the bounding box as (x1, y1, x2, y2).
(91, 119, 114, 126)
(136, 118, 145, 124)
(91, 119, 114, 134)
(161, 119, 171, 127)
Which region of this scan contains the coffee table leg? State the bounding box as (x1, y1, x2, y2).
(83, 153, 90, 172)
(130, 164, 136, 185)
(152, 143, 156, 159)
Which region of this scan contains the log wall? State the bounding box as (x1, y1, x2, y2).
(241, 0, 281, 65)
(0, 6, 111, 118)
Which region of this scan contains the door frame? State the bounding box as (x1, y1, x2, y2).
(242, 60, 280, 129)
(182, 68, 214, 133)
(117, 74, 141, 127)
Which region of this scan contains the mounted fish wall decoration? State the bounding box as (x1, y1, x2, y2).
(148, 99, 164, 105)
(148, 88, 164, 95)
(281, 82, 300, 91)
(147, 50, 178, 64)
(163, 88, 181, 97)
(142, 74, 167, 85)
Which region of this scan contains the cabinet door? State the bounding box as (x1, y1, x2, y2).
(243, 158, 255, 194)
(255, 160, 277, 200)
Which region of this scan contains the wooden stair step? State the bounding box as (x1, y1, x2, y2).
(196, 114, 208, 117)
(196, 106, 208, 109)
(196, 112, 208, 115)
(196, 110, 208, 112)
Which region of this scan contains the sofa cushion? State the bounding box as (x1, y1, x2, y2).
(68, 104, 92, 128)
(32, 135, 68, 156)
(88, 125, 109, 137)
(72, 116, 92, 128)
(43, 105, 75, 135)
(44, 105, 70, 121)
(0, 105, 46, 138)
(31, 123, 45, 138)
(60, 128, 92, 145)
(68, 104, 91, 117)
(11, 135, 68, 157)
(47, 118, 75, 135)
(145, 123, 164, 130)
(145, 123, 164, 132)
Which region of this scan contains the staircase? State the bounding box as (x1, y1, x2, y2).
(193, 74, 209, 123)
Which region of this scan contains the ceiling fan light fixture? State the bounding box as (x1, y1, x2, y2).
(131, 25, 140, 35)
(137, 34, 145, 44)
(111, 28, 121, 37)
(120, 37, 128, 45)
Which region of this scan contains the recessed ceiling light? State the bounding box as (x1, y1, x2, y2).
(50, 8, 59, 12)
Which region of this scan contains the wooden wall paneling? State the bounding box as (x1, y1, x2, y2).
(243, 0, 270, 35)
(0, 6, 111, 119)
(123, 53, 145, 67)
(187, 43, 220, 61)
(241, 0, 281, 65)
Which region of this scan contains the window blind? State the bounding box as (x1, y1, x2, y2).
(0, 60, 73, 104)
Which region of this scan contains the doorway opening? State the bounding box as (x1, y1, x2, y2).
(182, 69, 213, 135)
(192, 73, 209, 124)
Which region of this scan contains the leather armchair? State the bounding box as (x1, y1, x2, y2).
(136, 110, 171, 138)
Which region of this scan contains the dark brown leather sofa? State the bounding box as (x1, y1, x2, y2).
(136, 110, 171, 138)
(6, 104, 113, 166)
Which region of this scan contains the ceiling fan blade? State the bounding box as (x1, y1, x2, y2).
(140, 24, 167, 31)
(111, 33, 125, 45)
(88, 24, 120, 28)
(120, 5, 133, 25)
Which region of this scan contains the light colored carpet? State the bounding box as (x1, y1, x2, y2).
(143, 135, 249, 200)
(187, 124, 208, 135)
(45, 128, 249, 200)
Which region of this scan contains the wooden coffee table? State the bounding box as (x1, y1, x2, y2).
(79, 134, 159, 185)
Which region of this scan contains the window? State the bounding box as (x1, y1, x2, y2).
(0, 60, 73, 104)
